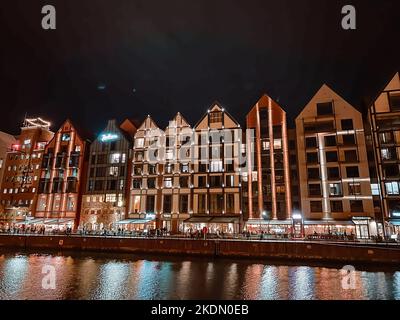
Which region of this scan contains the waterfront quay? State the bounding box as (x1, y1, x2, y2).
(1, 234, 400, 265)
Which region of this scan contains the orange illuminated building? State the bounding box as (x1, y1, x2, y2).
(245, 95, 292, 234)
(34, 119, 89, 230)
(0, 118, 54, 225)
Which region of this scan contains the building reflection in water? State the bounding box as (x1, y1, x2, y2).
(0, 255, 28, 299)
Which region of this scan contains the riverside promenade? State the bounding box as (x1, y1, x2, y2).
(1, 234, 400, 265)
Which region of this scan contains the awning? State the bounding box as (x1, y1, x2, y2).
(389, 220, 400, 226)
(184, 217, 212, 223)
(17, 218, 44, 225)
(209, 217, 240, 224)
(44, 218, 74, 225)
(304, 220, 354, 226)
(246, 219, 292, 225)
(115, 218, 155, 225)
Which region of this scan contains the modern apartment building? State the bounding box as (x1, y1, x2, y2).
(128, 116, 163, 231)
(159, 113, 192, 233)
(79, 119, 136, 231)
(366, 72, 400, 237)
(0, 132, 17, 195)
(185, 103, 243, 234)
(295, 84, 376, 239)
(0, 118, 53, 225)
(244, 95, 292, 234)
(35, 119, 88, 230)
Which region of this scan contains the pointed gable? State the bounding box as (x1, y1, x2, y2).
(296, 84, 360, 121)
(372, 72, 400, 113)
(247, 94, 287, 127)
(195, 102, 239, 130)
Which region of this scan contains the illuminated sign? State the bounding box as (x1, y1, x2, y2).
(100, 133, 119, 142)
(392, 211, 400, 218)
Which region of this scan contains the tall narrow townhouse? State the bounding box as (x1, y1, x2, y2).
(128, 116, 163, 231)
(185, 103, 243, 234)
(0, 118, 53, 225)
(79, 119, 136, 231)
(366, 72, 400, 237)
(35, 119, 89, 230)
(295, 84, 376, 239)
(244, 95, 292, 235)
(160, 113, 192, 233)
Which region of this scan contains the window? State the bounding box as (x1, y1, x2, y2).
(165, 149, 174, 160)
(344, 150, 358, 162)
(329, 183, 342, 196)
(310, 201, 323, 212)
(327, 167, 340, 180)
(274, 139, 282, 149)
(385, 182, 400, 195)
(346, 166, 359, 178)
(132, 179, 141, 189)
(106, 194, 117, 203)
(146, 195, 155, 213)
(210, 160, 223, 172)
(317, 102, 333, 116)
(61, 133, 70, 141)
(110, 153, 121, 164)
(326, 151, 338, 162)
(210, 194, 224, 213)
(147, 178, 156, 189)
(179, 176, 189, 188)
(180, 163, 189, 173)
(94, 180, 104, 191)
(308, 184, 321, 196)
(389, 93, 400, 111)
(179, 195, 189, 213)
(134, 165, 143, 175)
(121, 153, 126, 163)
(198, 194, 206, 213)
(324, 136, 336, 147)
(226, 175, 234, 187)
(210, 176, 222, 187)
(350, 200, 364, 212)
(306, 153, 318, 164)
(164, 177, 173, 188)
(307, 168, 320, 180)
(349, 183, 361, 195)
(343, 134, 356, 145)
(66, 196, 75, 211)
(384, 164, 399, 177)
(341, 119, 354, 130)
(330, 201, 343, 212)
(226, 194, 235, 213)
(199, 163, 207, 173)
(305, 137, 317, 148)
(371, 183, 380, 196)
(163, 195, 172, 213)
(109, 166, 119, 177)
(198, 176, 207, 187)
(131, 196, 140, 213)
(149, 164, 157, 175)
(136, 138, 144, 148)
(210, 111, 222, 123)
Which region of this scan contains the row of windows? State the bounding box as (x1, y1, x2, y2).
(37, 195, 76, 211)
(90, 153, 127, 165)
(305, 134, 356, 148)
(306, 150, 359, 164)
(1, 199, 33, 206)
(307, 166, 361, 180)
(310, 200, 364, 213)
(8, 152, 42, 161)
(4, 175, 38, 183)
(88, 179, 125, 192)
(7, 164, 40, 172)
(2, 187, 36, 194)
(308, 182, 364, 197)
(131, 193, 236, 214)
(132, 175, 236, 189)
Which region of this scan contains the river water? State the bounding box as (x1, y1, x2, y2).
(0, 250, 399, 300)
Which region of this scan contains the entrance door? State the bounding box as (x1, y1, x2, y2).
(356, 225, 369, 239)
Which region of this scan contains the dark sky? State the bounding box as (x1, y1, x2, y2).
(1, 0, 399, 136)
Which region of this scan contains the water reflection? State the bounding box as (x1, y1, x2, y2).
(0, 251, 399, 300)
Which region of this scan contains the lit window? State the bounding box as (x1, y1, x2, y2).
(262, 141, 269, 150)
(166, 149, 174, 160)
(37, 153, 42, 158)
(164, 178, 173, 188)
(32, 188, 36, 193)
(61, 133, 70, 141)
(105, 194, 117, 202)
(24, 139, 31, 145)
(86, 196, 90, 203)
(67, 196, 75, 211)
(75, 145, 81, 152)
(136, 138, 144, 148)
(210, 111, 222, 123)
(274, 139, 282, 149)
(386, 182, 400, 195)
(210, 160, 223, 172)
(34, 176, 38, 181)
(3, 189, 7, 194)
(121, 153, 126, 163)
(349, 183, 361, 195)
(109, 166, 119, 177)
(371, 184, 380, 196)
(110, 153, 121, 164)
(35, 164, 40, 170)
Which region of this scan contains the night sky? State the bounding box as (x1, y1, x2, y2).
(1, 0, 399, 137)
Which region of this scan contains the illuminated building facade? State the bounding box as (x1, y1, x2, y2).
(129, 116, 163, 230)
(185, 103, 243, 234)
(35, 119, 88, 230)
(79, 119, 136, 231)
(366, 72, 400, 236)
(160, 113, 192, 233)
(296, 84, 376, 239)
(244, 95, 292, 234)
(0, 118, 53, 225)
(0, 132, 17, 196)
